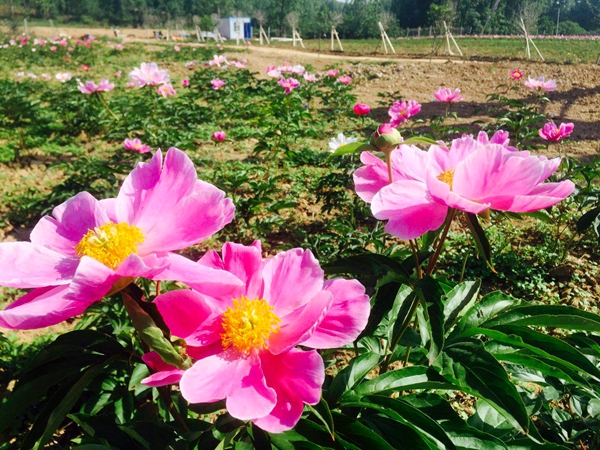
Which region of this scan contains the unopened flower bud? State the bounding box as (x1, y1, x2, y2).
(370, 123, 401, 152)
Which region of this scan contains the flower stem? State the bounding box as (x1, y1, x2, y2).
(409, 239, 422, 279)
(425, 208, 456, 276)
(97, 92, 119, 121)
(385, 149, 394, 184)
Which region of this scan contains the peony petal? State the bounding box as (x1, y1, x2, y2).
(65, 256, 120, 302)
(353, 151, 395, 203)
(263, 249, 324, 317)
(371, 180, 448, 240)
(141, 370, 184, 387)
(268, 291, 333, 355)
(427, 172, 490, 215)
(180, 351, 276, 421)
(301, 279, 370, 349)
(253, 349, 324, 433)
(153, 253, 244, 304)
(220, 242, 264, 300)
(484, 180, 575, 212)
(0, 242, 78, 288)
(154, 290, 213, 339)
(0, 285, 94, 330)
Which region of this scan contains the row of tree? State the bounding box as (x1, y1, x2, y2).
(2, 0, 599, 38)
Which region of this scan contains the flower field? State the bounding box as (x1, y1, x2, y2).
(1, 34, 600, 449)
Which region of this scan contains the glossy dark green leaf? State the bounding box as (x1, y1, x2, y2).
(325, 351, 381, 406)
(576, 206, 600, 233)
(416, 277, 446, 364)
(439, 421, 508, 450)
(442, 280, 481, 332)
(464, 213, 494, 272)
(437, 339, 529, 433)
(307, 398, 335, 440)
(332, 412, 396, 450)
(482, 305, 600, 332)
(329, 142, 374, 157)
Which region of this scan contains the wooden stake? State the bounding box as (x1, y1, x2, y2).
(443, 21, 463, 56)
(378, 22, 395, 54)
(259, 25, 269, 44)
(330, 26, 343, 51)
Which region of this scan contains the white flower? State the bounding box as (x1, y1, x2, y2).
(329, 133, 358, 152)
(55, 72, 72, 82)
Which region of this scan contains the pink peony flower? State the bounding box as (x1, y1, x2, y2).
(0, 148, 238, 330)
(129, 62, 170, 87)
(337, 75, 352, 85)
(123, 138, 152, 153)
(510, 70, 523, 80)
(174, 45, 180, 52)
(55, 72, 72, 83)
(434, 87, 463, 103)
(157, 83, 176, 98)
(524, 76, 557, 92)
(211, 78, 226, 90)
(353, 103, 371, 115)
(326, 69, 339, 77)
(208, 54, 228, 67)
(142, 241, 370, 433)
(303, 73, 316, 82)
(50, 46, 57, 52)
(182, 78, 190, 87)
(116, 44, 124, 51)
(539, 122, 574, 142)
(266, 66, 281, 78)
(354, 133, 574, 239)
(115, 71, 122, 78)
(212, 131, 226, 142)
(278, 77, 300, 95)
(388, 100, 422, 126)
(185, 61, 196, 69)
(77, 78, 115, 94)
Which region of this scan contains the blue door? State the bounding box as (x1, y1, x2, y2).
(244, 22, 252, 39)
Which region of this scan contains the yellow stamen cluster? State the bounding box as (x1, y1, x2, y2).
(75, 222, 145, 269)
(221, 297, 281, 354)
(437, 169, 455, 190)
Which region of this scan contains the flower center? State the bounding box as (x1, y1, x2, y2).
(437, 169, 455, 190)
(75, 222, 145, 269)
(221, 297, 281, 354)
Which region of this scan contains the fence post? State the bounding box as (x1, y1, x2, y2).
(417, 27, 421, 38)
(429, 26, 432, 37)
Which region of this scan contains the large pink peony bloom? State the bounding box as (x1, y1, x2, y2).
(129, 62, 170, 87)
(142, 241, 370, 433)
(156, 83, 176, 98)
(539, 122, 574, 142)
(524, 76, 557, 92)
(354, 132, 574, 240)
(434, 87, 463, 103)
(388, 100, 422, 127)
(278, 77, 300, 95)
(211, 78, 226, 90)
(78, 78, 115, 94)
(0, 148, 239, 330)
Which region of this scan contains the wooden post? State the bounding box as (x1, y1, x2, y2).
(429, 26, 432, 37)
(24, 18, 28, 35)
(443, 21, 463, 56)
(330, 26, 343, 51)
(292, 28, 305, 48)
(378, 22, 395, 54)
(259, 25, 269, 44)
(331, 25, 334, 51)
(50, 19, 56, 36)
(166, 29, 170, 41)
(417, 27, 421, 38)
(519, 18, 543, 60)
(335, 27, 343, 51)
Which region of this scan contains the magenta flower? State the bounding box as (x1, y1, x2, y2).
(123, 138, 152, 153)
(115, 71, 122, 78)
(50, 46, 57, 52)
(129, 62, 170, 87)
(157, 83, 176, 98)
(524, 76, 557, 92)
(326, 69, 339, 77)
(539, 122, 574, 142)
(212, 131, 226, 142)
(211, 78, 226, 90)
(182, 78, 190, 87)
(0, 148, 238, 330)
(434, 87, 463, 103)
(510, 70, 523, 80)
(353, 103, 370, 115)
(142, 241, 370, 432)
(354, 133, 574, 240)
(278, 77, 300, 95)
(77, 78, 115, 94)
(337, 75, 352, 85)
(82, 64, 90, 72)
(388, 100, 422, 126)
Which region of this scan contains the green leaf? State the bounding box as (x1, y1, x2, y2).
(436, 339, 529, 434)
(442, 280, 481, 332)
(576, 206, 600, 233)
(325, 351, 381, 406)
(468, 400, 516, 439)
(401, 136, 440, 147)
(307, 398, 335, 440)
(482, 305, 600, 332)
(416, 277, 446, 364)
(464, 213, 495, 272)
(343, 366, 455, 401)
(385, 285, 417, 345)
(329, 142, 375, 157)
(506, 438, 568, 449)
(332, 412, 396, 450)
(451, 292, 522, 339)
(323, 253, 411, 281)
(440, 421, 508, 450)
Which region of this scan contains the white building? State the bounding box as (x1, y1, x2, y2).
(218, 17, 252, 40)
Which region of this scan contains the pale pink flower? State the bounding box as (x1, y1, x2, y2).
(41, 73, 51, 80)
(388, 100, 422, 126)
(68, 47, 74, 51)
(55, 72, 72, 83)
(326, 69, 339, 77)
(59, 40, 67, 47)
(115, 71, 122, 78)
(126, 81, 136, 88)
(174, 45, 180, 52)
(116, 44, 124, 51)
(337, 75, 352, 85)
(353, 103, 370, 115)
(208, 54, 228, 67)
(303, 73, 316, 82)
(157, 83, 176, 98)
(266, 66, 281, 78)
(354, 133, 574, 239)
(123, 138, 152, 153)
(27, 72, 37, 79)
(0, 148, 237, 330)
(185, 61, 196, 69)
(539, 122, 574, 142)
(77, 78, 115, 94)
(434, 87, 463, 103)
(142, 241, 369, 433)
(524, 76, 557, 92)
(50, 45, 57, 52)
(233, 61, 246, 69)
(129, 62, 170, 87)
(278, 77, 300, 94)
(212, 131, 226, 142)
(211, 78, 226, 90)
(182, 78, 190, 87)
